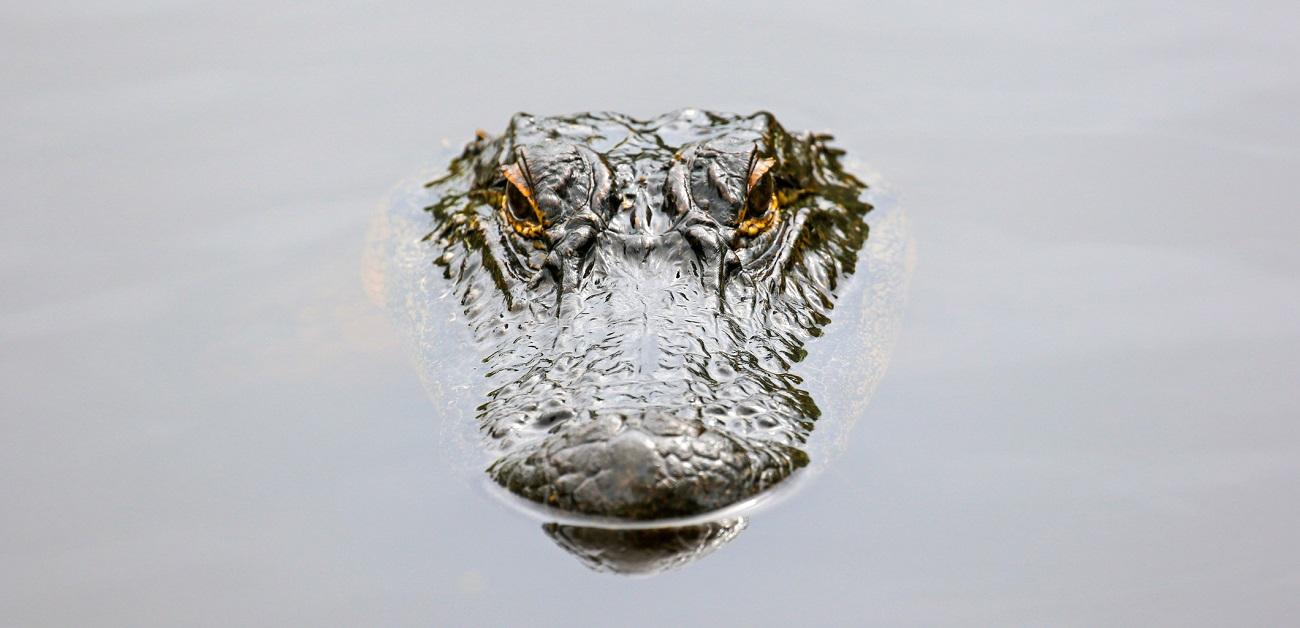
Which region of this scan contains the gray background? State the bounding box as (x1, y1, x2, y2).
(3, 1, 1298, 626)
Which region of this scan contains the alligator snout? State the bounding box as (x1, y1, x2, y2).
(483, 231, 815, 520)
(488, 411, 808, 520)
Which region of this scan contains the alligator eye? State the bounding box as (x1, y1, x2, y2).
(737, 156, 779, 237)
(500, 163, 547, 238)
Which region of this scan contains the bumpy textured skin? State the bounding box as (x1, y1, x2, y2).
(490, 414, 808, 519)
(421, 111, 872, 520)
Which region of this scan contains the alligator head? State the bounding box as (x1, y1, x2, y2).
(405, 110, 876, 521)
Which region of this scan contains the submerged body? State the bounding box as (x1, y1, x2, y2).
(382, 110, 886, 522)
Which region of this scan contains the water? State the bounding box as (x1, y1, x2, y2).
(3, 1, 1298, 626)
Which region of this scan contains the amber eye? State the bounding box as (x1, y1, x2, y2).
(500, 163, 546, 238)
(737, 157, 779, 237)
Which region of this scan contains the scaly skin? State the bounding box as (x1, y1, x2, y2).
(420, 110, 872, 520)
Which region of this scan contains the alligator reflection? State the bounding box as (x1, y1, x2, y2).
(543, 519, 745, 575)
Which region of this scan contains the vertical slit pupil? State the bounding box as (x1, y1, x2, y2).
(745, 173, 775, 221)
(507, 183, 536, 223)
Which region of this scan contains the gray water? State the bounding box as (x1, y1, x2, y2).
(3, 1, 1298, 626)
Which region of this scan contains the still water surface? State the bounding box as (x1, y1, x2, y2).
(3, 1, 1298, 626)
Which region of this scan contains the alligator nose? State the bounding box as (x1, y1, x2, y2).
(487, 413, 809, 520)
(587, 430, 663, 508)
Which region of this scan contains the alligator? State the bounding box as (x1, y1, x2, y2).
(369, 109, 905, 571)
